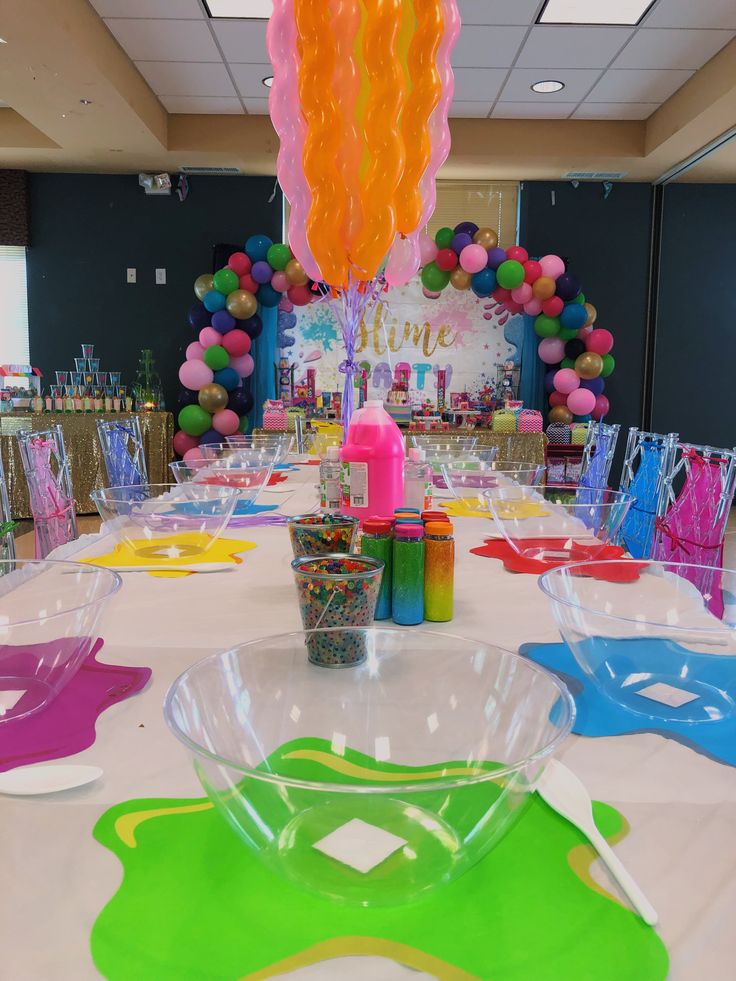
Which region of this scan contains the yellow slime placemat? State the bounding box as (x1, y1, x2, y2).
(82, 532, 256, 577)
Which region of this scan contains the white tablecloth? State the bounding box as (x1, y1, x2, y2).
(3, 464, 735, 979)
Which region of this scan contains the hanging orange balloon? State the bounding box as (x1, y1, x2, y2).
(331, 0, 364, 254)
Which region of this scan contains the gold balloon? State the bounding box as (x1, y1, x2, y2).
(450, 267, 472, 290)
(575, 352, 603, 380)
(198, 383, 229, 413)
(583, 302, 597, 326)
(285, 259, 309, 286)
(226, 289, 257, 320)
(549, 405, 573, 425)
(473, 227, 498, 250)
(194, 274, 214, 300)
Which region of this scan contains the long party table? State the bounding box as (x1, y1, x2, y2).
(0, 412, 174, 518)
(2, 462, 734, 979)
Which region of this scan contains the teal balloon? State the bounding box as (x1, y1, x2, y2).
(560, 303, 588, 331)
(203, 290, 226, 313)
(245, 234, 273, 262)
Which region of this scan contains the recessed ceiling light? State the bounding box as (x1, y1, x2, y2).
(538, 0, 655, 26)
(262, 75, 273, 88)
(531, 80, 565, 94)
(80, 98, 93, 105)
(0, 38, 7, 44)
(204, 0, 272, 17)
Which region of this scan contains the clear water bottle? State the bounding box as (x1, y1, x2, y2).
(404, 447, 433, 513)
(319, 445, 342, 513)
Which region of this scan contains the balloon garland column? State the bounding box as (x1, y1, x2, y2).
(173, 236, 314, 460)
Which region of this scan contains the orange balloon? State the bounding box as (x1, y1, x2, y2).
(549, 405, 573, 425)
(332, 0, 364, 253)
(532, 276, 556, 301)
(450, 267, 471, 290)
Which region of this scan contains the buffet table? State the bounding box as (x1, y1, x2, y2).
(2, 463, 733, 979)
(0, 412, 174, 518)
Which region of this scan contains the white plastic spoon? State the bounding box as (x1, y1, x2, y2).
(0, 764, 103, 796)
(536, 758, 659, 927)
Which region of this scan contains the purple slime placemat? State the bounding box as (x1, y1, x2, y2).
(0, 639, 151, 772)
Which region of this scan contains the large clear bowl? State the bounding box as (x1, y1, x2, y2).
(225, 434, 294, 462)
(169, 454, 273, 510)
(164, 627, 574, 905)
(485, 484, 632, 562)
(411, 434, 478, 451)
(539, 560, 736, 724)
(90, 483, 239, 557)
(442, 461, 545, 499)
(197, 441, 287, 468)
(0, 559, 121, 723)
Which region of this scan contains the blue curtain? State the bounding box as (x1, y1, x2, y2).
(249, 305, 278, 429)
(518, 314, 545, 411)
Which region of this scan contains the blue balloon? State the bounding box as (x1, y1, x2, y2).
(256, 283, 281, 308)
(544, 369, 558, 394)
(203, 290, 226, 313)
(580, 376, 605, 396)
(198, 429, 223, 446)
(239, 314, 263, 339)
(471, 268, 496, 297)
(211, 309, 236, 334)
(245, 234, 273, 263)
(214, 366, 240, 391)
(560, 303, 588, 331)
(451, 232, 473, 255)
(573, 413, 592, 423)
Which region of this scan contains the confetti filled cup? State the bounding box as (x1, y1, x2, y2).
(287, 514, 359, 559)
(291, 554, 384, 667)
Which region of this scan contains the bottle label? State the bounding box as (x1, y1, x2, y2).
(321, 477, 341, 512)
(423, 479, 433, 512)
(342, 461, 369, 508)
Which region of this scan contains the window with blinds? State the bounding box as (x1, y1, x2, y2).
(0, 246, 30, 364)
(427, 181, 519, 249)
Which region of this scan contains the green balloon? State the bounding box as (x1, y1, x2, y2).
(266, 243, 292, 271)
(178, 405, 211, 437)
(561, 358, 575, 369)
(601, 354, 615, 377)
(237, 415, 249, 434)
(203, 345, 229, 371)
(435, 227, 454, 249)
(534, 314, 561, 338)
(213, 267, 239, 295)
(421, 261, 451, 292)
(496, 259, 524, 290)
(571, 293, 586, 305)
(559, 327, 579, 341)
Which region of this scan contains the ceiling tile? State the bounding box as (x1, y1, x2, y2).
(492, 102, 573, 119)
(90, 0, 204, 16)
(500, 68, 601, 102)
(212, 19, 269, 62)
(573, 101, 659, 119)
(449, 101, 492, 117)
(135, 61, 236, 97)
(229, 62, 275, 98)
(458, 0, 539, 25)
(243, 98, 270, 114)
(453, 26, 527, 68)
(644, 0, 736, 29)
(613, 28, 734, 70)
(516, 26, 633, 69)
(587, 68, 694, 103)
(452, 67, 508, 102)
(160, 95, 243, 113)
(105, 19, 221, 62)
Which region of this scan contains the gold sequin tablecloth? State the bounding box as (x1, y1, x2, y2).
(0, 412, 174, 518)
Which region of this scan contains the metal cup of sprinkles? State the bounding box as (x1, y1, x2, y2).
(291, 554, 384, 666)
(287, 514, 359, 558)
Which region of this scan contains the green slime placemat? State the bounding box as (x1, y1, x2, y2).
(91, 738, 668, 980)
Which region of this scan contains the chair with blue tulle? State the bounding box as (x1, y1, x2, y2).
(617, 428, 678, 559)
(580, 421, 621, 490)
(0, 451, 16, 561)
(16, 425, 78, 559)
(96, 417, 148, 488)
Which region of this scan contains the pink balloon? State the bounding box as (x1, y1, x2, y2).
(586, 328, 614, 355)
(459, 243, 488, 274)
(186, 341, 205, 361)
(511, 282, 532, 304)
(592, 394, 610, 421)
(212, 409, 240, 436)
(549, 391, 568, 408)
(179, 359, 214, 391)
(524, 298, 543, 316)
(228, 252, 251, 277)
(230, 353, 255, 378)
(567, 388, 596, 416)
(173, 431, 199, 456)
(183, 447, 205, 463)
(422, 287, 441, 299)
(271, 270, 289, 292)
(554, 368, 581, 395)
(418, 231, 438, 266)
(199, 326, 222, 348)
(385, 233, 421, 288)
(539, 254, 565, 280)
(222, 329, 251, 357)
(538, 337, 565, 364)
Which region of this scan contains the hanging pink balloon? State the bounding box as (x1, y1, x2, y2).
(553, 368, 580, 395)
(230, 353, 255, 378)
(385, 234, 420, 287)
(271, 270, 289, 292)
(173, 431, 199, 456)
(419, 231, 439, 265)
(539, 254, 565, 280)
(459, 244, 487, 274)
(186, 341, 205, 361)
(179, 360, 213, 391)
(199, 326, 222, 349)
(592, 394, 610, 420)
(511, 282, 532, 304)
(212, 409, 240, 436)
(586, 328, 614, 355)
(567, 387, 596, 416)
(538, 337, 565, 364)
(183, 447, 205, 463)
(524, 298, 543, 316)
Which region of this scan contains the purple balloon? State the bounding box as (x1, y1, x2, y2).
(252, 261, 273, 285)
(580, 377, 605, 396)
(451, 232, 473, 255)
(454, 221, 479, 237)
(228, 387, 254, 416)
(211, 309, 236, 334)
(199, 429, 223, 446)
(544, 369, 559, 394)
(486, 247, 507, 270)
(188, 302, 210, 331)
(555, 272, 581, 301)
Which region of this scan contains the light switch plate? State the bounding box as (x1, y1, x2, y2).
(155, 268, 166, 285)
(126, 268, 136, 283)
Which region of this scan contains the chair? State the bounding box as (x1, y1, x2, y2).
(0, 451, 16, 561)
(618, 428, 678, 559)
(16, 426, 78, 559)
(580, 421, 621, 490)
(96, 417, 148, 487)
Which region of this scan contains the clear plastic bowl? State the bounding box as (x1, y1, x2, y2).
(164, 627, 574, 905)
(169, 455, 273, 508)
(485, 484, 632, 562)
(225, 434, 294, 462)
(442, 461, 545, 497)
(0, 559, 121, 723)
(539, 560, 736, 723)
(90, 483, 239, 557)
(411, 434, 478, 451)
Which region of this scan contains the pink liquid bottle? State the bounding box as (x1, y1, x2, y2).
(340, 400, 405, 522)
